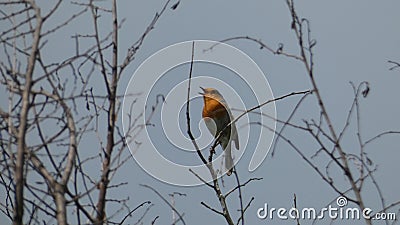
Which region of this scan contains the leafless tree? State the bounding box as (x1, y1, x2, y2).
(0, 0, 177, 224)
(213, 1, 400, 224)
(1, 0, 399, 225)
(185, 41, 310, 224)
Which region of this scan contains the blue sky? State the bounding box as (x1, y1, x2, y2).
(117, 1, 400, 224)
(1, 0, 400, 224)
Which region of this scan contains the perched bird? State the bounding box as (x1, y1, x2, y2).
(199, 87, 239, 175)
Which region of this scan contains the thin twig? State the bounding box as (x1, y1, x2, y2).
(293, 194, 300, 225)
(200, 202, 224, 216)
(232, 170, 244, 225)
(140, 184, 186, 225)
(185, 41, 207, 165)
(226, 178, 262, 197)
(204, 36, 303, 61)
(388, 60, 400, 71)
(118, 201, 151, 225)
(236, 197, 255, 225)
(212, 90, 310, 151)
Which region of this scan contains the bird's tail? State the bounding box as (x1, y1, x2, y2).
(225, 143, 234, 176)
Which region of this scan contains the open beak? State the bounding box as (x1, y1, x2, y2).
(199, 86, 206, 95)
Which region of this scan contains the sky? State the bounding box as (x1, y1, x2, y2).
(116, 1, 400, 224)
(1, 0, 400, 224)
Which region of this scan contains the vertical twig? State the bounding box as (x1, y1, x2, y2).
(95, 0, 118, 223)
(185, 41, 235, 225)
(286, 1, 370, 224)
(13, 2, 43, 225)
(293, 194, 300, 225)
(232, 170, 244, 225)
(185, 41, 207, 165)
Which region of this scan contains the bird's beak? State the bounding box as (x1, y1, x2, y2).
(199, 86, 205, 95)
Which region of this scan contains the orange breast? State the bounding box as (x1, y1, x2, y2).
(202, 97, 228, 119)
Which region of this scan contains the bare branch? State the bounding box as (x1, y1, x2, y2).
(388, 60, 400, 71)
(13, 1, 43, 224)
(118, 201, 151, 225)
(204, 36, 303, 61)
(140, 184, 186, 225)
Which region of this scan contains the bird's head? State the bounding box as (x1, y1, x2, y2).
(199, 87, 223, 100)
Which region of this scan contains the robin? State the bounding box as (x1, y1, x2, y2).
(199, 87, 239, 176)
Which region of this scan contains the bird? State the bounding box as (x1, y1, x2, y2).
(199, 87, 239, 176)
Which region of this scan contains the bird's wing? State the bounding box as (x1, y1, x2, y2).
(226, 106, 239, 150)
